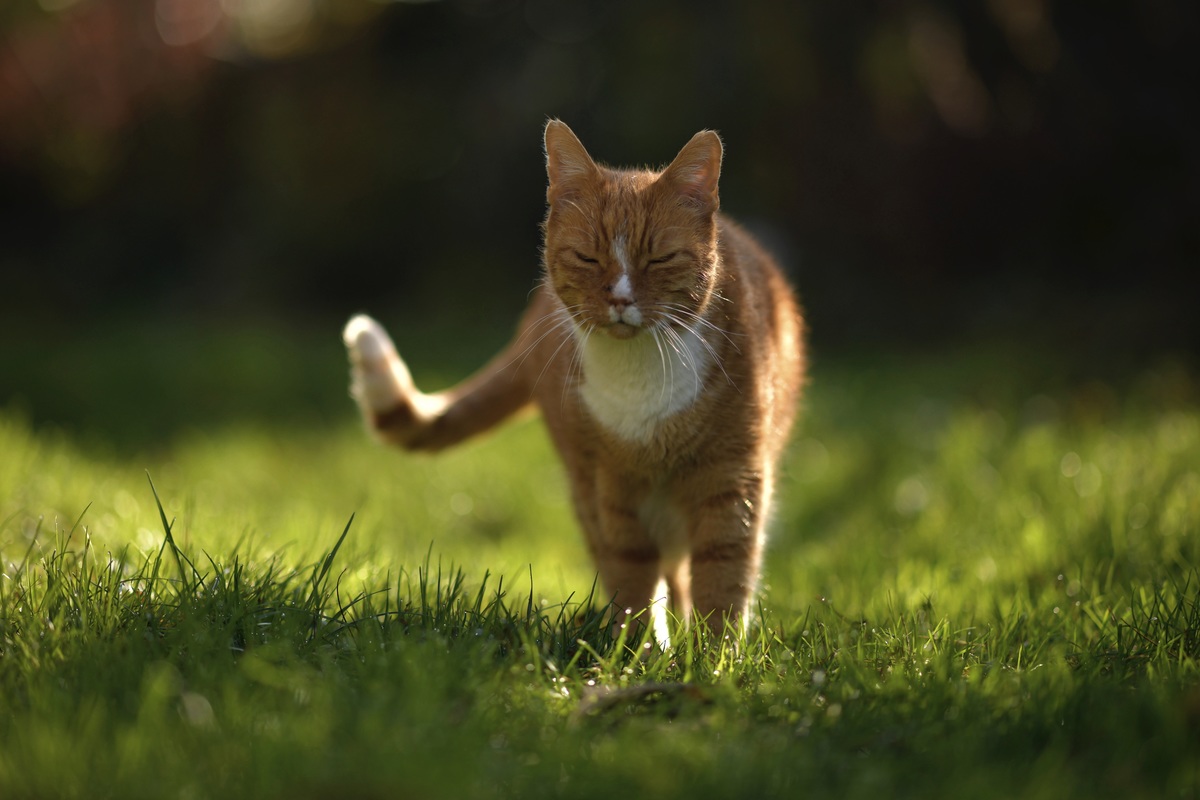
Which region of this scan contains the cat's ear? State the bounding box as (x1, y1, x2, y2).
(545, 120, 598, 203)
(661, 130, 723, 212)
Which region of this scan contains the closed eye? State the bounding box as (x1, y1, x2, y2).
(573, 250, 599, 265)
(648, 252, 678, 265)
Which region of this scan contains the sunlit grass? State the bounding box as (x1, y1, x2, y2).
(1, 332, 1198, 799)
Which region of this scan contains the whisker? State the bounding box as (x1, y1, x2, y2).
(561, 325, 590, 411)
(650, 325, 671, 407)
(658, 309, 737, 390)
(504, 304, 583, 375)
(535, 325, 581, 393)
(659, 323, 704, 395)
(658, 302, 742, 353)
(656, 319, 684, 357)
(657, 324, 688, 390)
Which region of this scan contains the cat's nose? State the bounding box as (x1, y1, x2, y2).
(608, 295, 631, 311)
(608, 301, 643, 327)
(607, 275, 640, 325)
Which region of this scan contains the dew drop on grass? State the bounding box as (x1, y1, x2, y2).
(449, 493, 474, 516)
(894, 476, 929, 515)
(113, 489, 140, 520)
(179, 692, 215, 729)
(1128, 503, 1150, 530)
(1019, 491, 1044, 519)
(1060, 452, 1082, 478)
(976, 557, 998, 582)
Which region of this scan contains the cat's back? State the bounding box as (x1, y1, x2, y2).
(712, 215, 805, 450)
(717, 216, 805, 380)
(717, 216, 800, 319)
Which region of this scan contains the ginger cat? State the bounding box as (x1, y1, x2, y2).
(344, 120, 804, 635)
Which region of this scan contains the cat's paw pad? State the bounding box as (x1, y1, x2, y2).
(343, 314, 396, 366)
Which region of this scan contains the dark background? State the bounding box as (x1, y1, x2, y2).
(1, 0, 1196, 356)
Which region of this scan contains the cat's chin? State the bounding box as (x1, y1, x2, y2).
(604, 323, 641, 340)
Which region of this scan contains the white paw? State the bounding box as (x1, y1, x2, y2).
(343, 313, 412, 413)
(343, 314, 396, 365)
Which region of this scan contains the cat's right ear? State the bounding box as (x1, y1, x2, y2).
(661, 130, 723, 214)
(545, 120, 597, 204)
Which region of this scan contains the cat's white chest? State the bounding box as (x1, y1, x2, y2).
(577, 327, 711, 443)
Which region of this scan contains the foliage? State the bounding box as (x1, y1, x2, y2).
(2, 2, 1195, 351)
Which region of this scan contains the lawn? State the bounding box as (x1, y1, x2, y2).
(1, 321, 1198, 799)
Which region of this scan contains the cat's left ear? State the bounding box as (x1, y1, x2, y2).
(661, 130, 723, 212)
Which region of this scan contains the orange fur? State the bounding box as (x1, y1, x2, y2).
(345, 120, 805, 635)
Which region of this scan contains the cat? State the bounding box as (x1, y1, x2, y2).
(343, 120, 805, 637)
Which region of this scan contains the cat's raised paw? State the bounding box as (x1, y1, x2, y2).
(343, 313, 417, 417)
(343, 314, 396, 366)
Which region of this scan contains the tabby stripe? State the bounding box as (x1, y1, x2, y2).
(691, 538, 755, 564)
(701, 489, 758, 528)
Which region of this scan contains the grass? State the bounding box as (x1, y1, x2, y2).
(2, 321, 1199, 799)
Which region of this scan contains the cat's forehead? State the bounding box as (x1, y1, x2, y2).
(589, 171, 679, 232)
(547, 160, 705, 253)
(591, 205, 679, 251)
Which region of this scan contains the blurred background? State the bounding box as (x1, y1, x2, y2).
(0, 0, 1196, 445)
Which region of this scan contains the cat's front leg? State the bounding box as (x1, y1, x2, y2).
(685, 473, 771, 634)
(585, 470, 665, 638)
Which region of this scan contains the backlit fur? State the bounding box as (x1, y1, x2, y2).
(344, 120, 805, 636)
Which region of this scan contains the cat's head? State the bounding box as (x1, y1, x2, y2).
(542, 120, 723, 341)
